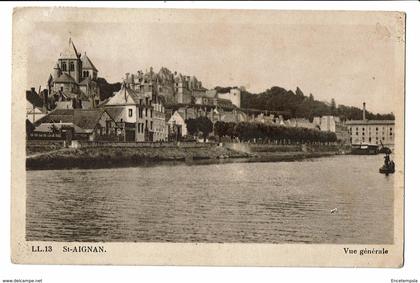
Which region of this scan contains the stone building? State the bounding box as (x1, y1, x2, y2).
(152, 96, 167, 142)
(345, 103, 395, 147)
(31, 108, 116, 141)
(346, 120, 395, 147)
(47, 38, 100, 109)
(215, 88, 241, 108)
(103, 84, 167, 142)
(167, 111, 188, 138)
(123, 67, 242, 109)
(313, 115, 336, 132)
(123, 67, 204, 106)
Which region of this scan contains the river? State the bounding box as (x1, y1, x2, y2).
(26, 155, 394, 244)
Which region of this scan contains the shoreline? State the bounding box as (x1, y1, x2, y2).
(26, 144, 342, 171)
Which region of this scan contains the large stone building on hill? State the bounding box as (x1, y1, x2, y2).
(123, 67, 205, 105)
(122, 67, 242, 109)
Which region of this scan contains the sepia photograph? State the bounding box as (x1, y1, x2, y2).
(11, 7, 405, 266)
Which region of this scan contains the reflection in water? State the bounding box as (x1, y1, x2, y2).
(26, 155, 394, 243)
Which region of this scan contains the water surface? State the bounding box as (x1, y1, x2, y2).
(26, 155, 394, 243)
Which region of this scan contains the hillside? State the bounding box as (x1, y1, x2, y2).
(239, 86, 394, 121)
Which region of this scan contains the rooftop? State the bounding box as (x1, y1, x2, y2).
(59, 38, 80, 60)
(35, 108, 112, 131)
(81, 53, 98, 72)
(345, 120, 395, 125)
(54, 73, 76, 84)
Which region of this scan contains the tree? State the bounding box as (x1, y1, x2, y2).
(309, 93, 314, 102)
(187, 117, 214, 142)
(185, 118, 198, 136)
(96, 77, 122, 101)
(214, 121, 228, 139)
(237, 85, 394, 121)
(330, 98, 336, 113)
(296, 87, 305, 98)
(195, 116, 213, 142)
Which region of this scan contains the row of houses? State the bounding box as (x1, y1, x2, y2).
(26, 39, 394, 146)
(27, 84, 395, 148)
(26, 83, 349, 144)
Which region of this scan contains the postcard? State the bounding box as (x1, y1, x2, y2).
(11, 7, 405, 266)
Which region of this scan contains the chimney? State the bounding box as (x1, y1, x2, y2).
(125, 73, 129, 81)
(42, 89, 48, 112)
(362, 102, 366, 121)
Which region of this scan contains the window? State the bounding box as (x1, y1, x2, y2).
(146, 120, 148, 129)
(376, 127, 379, 131)
(69, 62, 75, 71)
(150, 121, 153, 130)
(139, 108, 143, 118)
(138, 123, 140, 132)
(129, 109, 133, 117)
(145, 109, 148, 117)
(61, 62, 67, 71)
(141, 123, 144, 133)
(106, 121, 111, 135)
(150, 109, 153, 118)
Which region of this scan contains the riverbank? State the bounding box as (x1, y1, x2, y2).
(26, 145, 252, 170)
(26, 143, 343, 170)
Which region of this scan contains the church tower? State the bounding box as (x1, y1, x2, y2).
(57, 38, 82, 83)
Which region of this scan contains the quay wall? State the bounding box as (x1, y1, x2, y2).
(26, 140, 216, 155)
(26, 144, 250, 170)
(223, 142, 340, 154)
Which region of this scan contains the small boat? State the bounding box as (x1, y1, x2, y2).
(379, 160, 395, 174)
(351, 143, 379, 155)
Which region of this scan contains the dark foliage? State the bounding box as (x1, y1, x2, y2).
(240, 86, 394, 121)
(186, 116, 214, 141)
(215, 121, 337, 144)
(96, 77, 122, 101)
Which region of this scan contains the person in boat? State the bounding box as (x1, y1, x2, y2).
(384, 153, 390, 166)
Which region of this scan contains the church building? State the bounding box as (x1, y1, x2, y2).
(47, 38, 100, 109)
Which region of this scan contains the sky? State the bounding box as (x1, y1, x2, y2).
(22, 8, 404, 114)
